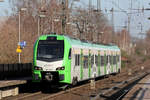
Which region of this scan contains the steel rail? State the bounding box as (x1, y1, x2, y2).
(91, 72, 149, 100)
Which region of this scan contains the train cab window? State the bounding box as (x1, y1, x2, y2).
(101, 56, 104, 66)
(37, 40, 64, 61)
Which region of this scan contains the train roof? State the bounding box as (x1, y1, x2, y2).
(39, 34, 120, 51)
(66, 36, 120, 51)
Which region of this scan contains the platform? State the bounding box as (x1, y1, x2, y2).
(0, 77, 32, 88)
(0, 77, 32, 99)
(123, 74, 150, 100)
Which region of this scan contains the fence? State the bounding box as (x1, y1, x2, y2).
(0, 63, 32, 80)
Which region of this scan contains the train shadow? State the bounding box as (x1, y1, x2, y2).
(18, 81, 41, 93)
(17, 74, 118, 95)
(18, 81, 63, 94)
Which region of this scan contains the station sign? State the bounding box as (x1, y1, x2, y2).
(16, 41, 26, 53)
(16, 45, 22, 53)
(19, 41, 26, 49)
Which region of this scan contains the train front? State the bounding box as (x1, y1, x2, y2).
(32, 35, 67, 83)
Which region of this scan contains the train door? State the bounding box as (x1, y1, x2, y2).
(115, 52, 118, 73)
(114, 51, 118, 73)
(109, 51, 113, 73)
(100, 50, 105, 76)
(116, 51, 119, 72)
(91, 50, 97, 78)
(106, 50, 111, 74)
(117, 51, 121, 72)
(112, 51, 116, 73)
(71, 48, 81, 82)
(82, 49, 89, 80)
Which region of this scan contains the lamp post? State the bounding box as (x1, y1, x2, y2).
(100, 31, 104, 43)
(53, 18, 60, 33)
(18, 8, 27, 63)
(38, 14, 46, 37)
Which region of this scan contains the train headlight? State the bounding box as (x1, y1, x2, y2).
(35, 66, 43, 70)
(56, 66, 65, 70)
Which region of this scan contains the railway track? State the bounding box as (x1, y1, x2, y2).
(3, 83, 88, 100)
(92, 72, 149, 100)
(3, 75, 116, 100)
(3, 64, 150, 100)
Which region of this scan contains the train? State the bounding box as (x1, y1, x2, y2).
(32, 34, 121, 85)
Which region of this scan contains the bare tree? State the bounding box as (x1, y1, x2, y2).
(0, 0, 132, 63)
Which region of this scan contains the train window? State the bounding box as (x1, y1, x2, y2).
(75, 55, 78, 66)
(75, 54, 80, 66)
(116, 56, 117, 64)
(109, 56, 110, 65)
(106, 56, 109, 64)
(37, 40, 64, 61)
(99, 56, 101, 66)
(101, 56, 104, 66)
(109, 56, 113, 65)
(117, 55, 120, 62)
(83, 56, 88, 68)
(79, 55, 81, 65)
(113, 56, 116, 65)
(78, 55, 80, 66)
(95, 55, 98, 66)
(91, 55, 94, 67)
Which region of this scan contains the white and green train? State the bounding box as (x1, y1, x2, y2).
(32, 34, 121, 85)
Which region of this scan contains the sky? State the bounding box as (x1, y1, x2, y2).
(0, 0, 150, 38)
(0, 0, 11, 16)
(80, 0, 150, 38)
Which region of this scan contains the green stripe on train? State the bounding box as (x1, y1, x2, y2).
(80, 49, 83, 80)
(104, 51, 106, 75)
(98, 51, 100, 75)
(88, 50, 91, 78)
